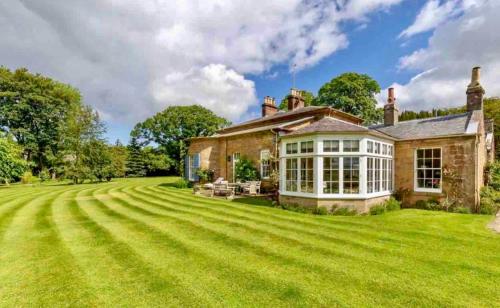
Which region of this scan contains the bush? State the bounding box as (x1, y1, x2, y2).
(415, 200, 428, 210)
(195, 168, 214, 183)
(486, 161, 500, 191)
(20, 171, 34, 184)
(453, 206, 471, 214)
(173, 178, 191, 189)
(235, 157, 260, 181)
(312, 206, 328, 215)
(479, 186, 500, 215)
(39, 169, 50, 182)
(385, 197, 401, 211)
(370, 204, 386, 215)
(330, 207, 357, 216)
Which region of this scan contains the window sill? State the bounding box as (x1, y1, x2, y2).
(414, 188, 442, 194)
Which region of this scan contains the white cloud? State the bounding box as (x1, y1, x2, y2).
(383, 0, 500, 111)
(151, 64, 257, 121)
(0, 0, 403, 125)
(398, 0, 484, 39)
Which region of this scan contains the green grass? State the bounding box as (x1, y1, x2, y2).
(0, 177, 498, 307)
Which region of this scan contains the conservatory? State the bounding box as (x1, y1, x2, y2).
(279, 131, 395, 210)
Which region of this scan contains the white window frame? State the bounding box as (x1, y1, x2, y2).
(279, 135, 394, 199)
(414, 147, 442, 193)
(260, 149, 271, 179)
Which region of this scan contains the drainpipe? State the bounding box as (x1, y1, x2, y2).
(474, 134, 480, 212)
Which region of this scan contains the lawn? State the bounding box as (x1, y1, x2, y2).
(0, 177, 498, 307)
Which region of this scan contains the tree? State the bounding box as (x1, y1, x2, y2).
(126, 136, 146, 177)
(278, 90, 315, 110)
(0, 135, 28, 184)
(142, 146, 174, 176)
(133, 105, 229, 175)
(109, 140, 127, 178)
(61, 104, 107, 184)
(314, 73, 382, 124)
(0, 67, 82, 173)
(483, 97, 500, 159)
(81, 139, 112, 182)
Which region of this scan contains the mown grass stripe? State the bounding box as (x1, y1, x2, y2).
(119, 184, 499, 305)
(90, 184, 318, 306)
(149, 184, 499, 264)
(0, 186, 95, 307)
(66, 183, 208, 307)
(109, 185, 457, 306)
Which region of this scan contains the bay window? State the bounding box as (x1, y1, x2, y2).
(282, 137, 393, 197)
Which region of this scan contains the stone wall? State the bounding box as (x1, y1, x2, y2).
(189, 131, 277, 190)
(279, 194, 390, 213)
(393, 136, 480, 209)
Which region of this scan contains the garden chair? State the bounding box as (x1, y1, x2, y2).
(213, 183, 234, 199)
(203, 177, 224, 189)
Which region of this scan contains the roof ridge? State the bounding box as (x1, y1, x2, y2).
(398, 112, 471, 124)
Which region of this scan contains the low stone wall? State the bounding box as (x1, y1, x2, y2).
(279, 194, 390, 214)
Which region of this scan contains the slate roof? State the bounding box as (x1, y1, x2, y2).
(370, 111, 480, 140)
(285, 117, 368, 136)
(218, 106, 362, 134)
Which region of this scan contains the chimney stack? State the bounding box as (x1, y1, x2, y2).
(262, 96, 278, 117)
(466, 66, 485, 112)
(287, 88, 305, 111)
(384, 87, 399, 126)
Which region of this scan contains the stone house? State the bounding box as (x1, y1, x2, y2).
(187, 67, 495, 212)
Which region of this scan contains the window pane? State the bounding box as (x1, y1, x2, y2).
(417, 149, 424, 159)
(323, 157, 339, 194)
(323, 140, 339, 152)
(343, 157, 360, 194)
(367, 141, 373, 153)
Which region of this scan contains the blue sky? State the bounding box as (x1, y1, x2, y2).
(1, 0, 497, 144)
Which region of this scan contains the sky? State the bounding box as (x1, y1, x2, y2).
(1, 0, 498, 143)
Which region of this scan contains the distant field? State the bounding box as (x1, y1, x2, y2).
(0, 177, 498, 307)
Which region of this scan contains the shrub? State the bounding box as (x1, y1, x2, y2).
(195, 168, 214, 183)
(330, 207, 357, 216)
(385, 197, 401, 211)
(39, 169, 50, 182)
(453, 206, 471, 214)
(312, 206, 328, 216)
(415, 200, 428, 210)
(370, 204, 386, 215)
(479, 186, 500, 215)
(20, 171, 34, 184)
(235, 158, 260, 181)
(173, 178, 191, 189)
(485, 161, 500, 190)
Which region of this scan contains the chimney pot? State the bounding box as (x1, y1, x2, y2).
(388, 87, 395, 104)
